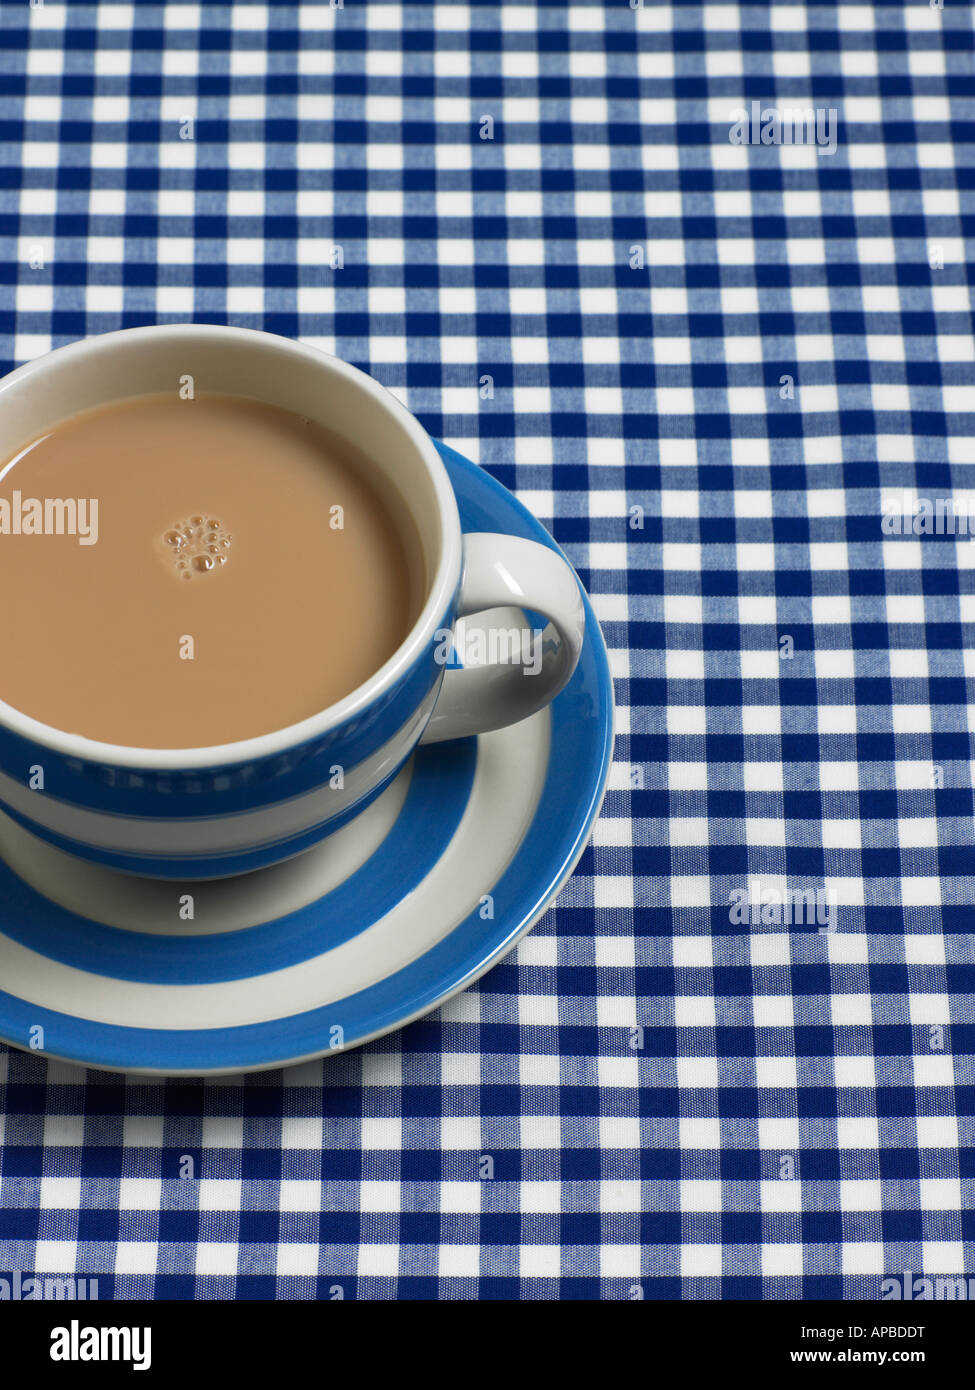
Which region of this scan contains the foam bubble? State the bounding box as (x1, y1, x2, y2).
(161, 514, 233, 580)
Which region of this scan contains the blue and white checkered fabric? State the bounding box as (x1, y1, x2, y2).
(1, 1, 974, 1299)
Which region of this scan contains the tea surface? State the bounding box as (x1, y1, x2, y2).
(0, 392, 420, 747)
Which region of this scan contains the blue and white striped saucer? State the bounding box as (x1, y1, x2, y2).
(0, 444, 614, 1076)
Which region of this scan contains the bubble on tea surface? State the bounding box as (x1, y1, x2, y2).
(160, 514, 233, 580)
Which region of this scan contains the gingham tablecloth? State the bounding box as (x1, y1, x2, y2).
(1, 1, 974, 1300)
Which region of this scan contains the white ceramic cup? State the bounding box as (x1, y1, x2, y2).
(0, 325, 585, 878)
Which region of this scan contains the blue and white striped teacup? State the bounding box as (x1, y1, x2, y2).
(0, 325, 585, 879)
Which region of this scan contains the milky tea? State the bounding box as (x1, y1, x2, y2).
(0, 393, 424, 747)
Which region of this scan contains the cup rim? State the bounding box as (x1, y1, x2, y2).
(0, 324, 462, 770)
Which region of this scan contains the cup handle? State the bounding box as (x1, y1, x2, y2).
(419, 532, 586, 744)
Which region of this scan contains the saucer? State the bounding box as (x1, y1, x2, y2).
(0, 443, 614, 1075)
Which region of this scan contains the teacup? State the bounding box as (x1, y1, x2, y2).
(0, 325, 584, 879)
